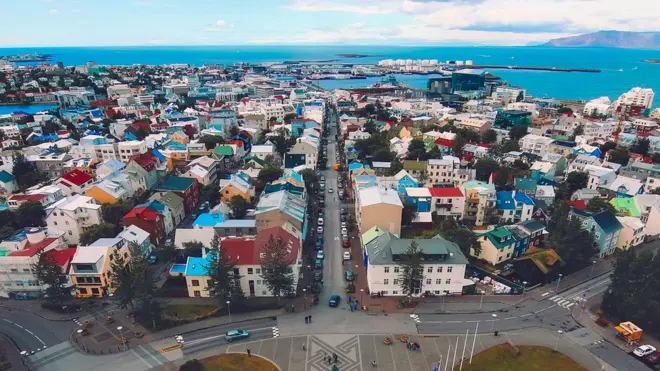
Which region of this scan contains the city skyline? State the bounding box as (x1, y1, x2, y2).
(3, 0, 659, 47)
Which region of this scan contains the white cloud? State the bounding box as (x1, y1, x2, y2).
(203, 19, 234, 32)
(216, 20, 226, 26)
(49, 8, 60, 15)
(283, 0, 398, 14)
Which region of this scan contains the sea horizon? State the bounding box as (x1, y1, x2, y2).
(1, 45, 659, 107)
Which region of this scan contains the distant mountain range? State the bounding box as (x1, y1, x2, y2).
(543, 31, 660, 49)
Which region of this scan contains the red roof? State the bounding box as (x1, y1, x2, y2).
(434, 138, 454, 147)
(123, 206, 160, 221)
(9, 237, 59, 257)
(10, 194, 47, 202)
(225, 140, 244, 149)
(222, 238, 257, 265)
(255, 226, 300, 265)
(428, 187, 464, 197)
(130, 152, 158, 172)
(60, 169, 93, 187)
(570, 200, 586, 210)
(44, 247, 77, 267)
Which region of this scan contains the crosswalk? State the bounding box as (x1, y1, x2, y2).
(547, 295, 579, 310)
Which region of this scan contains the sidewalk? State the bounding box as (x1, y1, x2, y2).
(0, 297, 111, 322)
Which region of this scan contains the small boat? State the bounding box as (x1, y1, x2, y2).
(633, 67, 638, 70)
(618, 68, 624, 72)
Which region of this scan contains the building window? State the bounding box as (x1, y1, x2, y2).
(247, 268, 253, 275)
(437, 267, 443, 273)
(65, 221, 69, 225)
(54, 221, 57, 225)
(192, 280, 200, 286)
(445, 279, 451, 284)
(427, 267, 433, 273)
(394, 267, 400, 273)
(436, 279, 441, 284)
(426, 279, 431, 285)
(256, 268, 261, 274)
(383, 279, 389, 285)
(392, 291, 398, 295)
(194, 290, 201, 297)
(384, 267, 390, 273)
(393, 279, 399, 285)
(447, 266, 453, 273)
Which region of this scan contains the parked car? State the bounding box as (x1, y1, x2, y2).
(314, 272, 323, 282)
(341, 227, 347, 235)
(342, 239, 350, 248)
(343, 251, 351, 261)
(147, 252, 158, 264)
(317, 235, 324, 243)
(340, 208, 347, 215)
(329, 295, 340, 307)
(345, 271, 354, 281)
(225, 330, 250, 342)
(320, 176, 326, 181)
(315, 241, 323, 250)
(328, 188, 334, 193)
(646, 351, 660, 365)
(339, 190, 344, 198)
(314, 259, 323, 269)
(634, 345, 657, 357)
(316, 250, 325, 260)
(318, 217, 324, 226)
(317, 226, 324, 234)
(341, 221, 347, 228)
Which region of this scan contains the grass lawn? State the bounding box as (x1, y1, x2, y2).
(201, 353, 279, 371)
(455, 344, 587, 371)
(162, 304, 219, 320)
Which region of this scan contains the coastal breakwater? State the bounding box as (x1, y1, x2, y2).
(457, 65, 601, 73)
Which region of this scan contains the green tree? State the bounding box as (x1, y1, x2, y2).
(257, 166, 284, 185)
(631, 138, 650, 157)
(436, 219, 480, 256)
(32, 250, 73, 304)
(508, 125, 528, 141)
(363, 120, 376, 134)
(481, 129, 498, 144)
(283, 113, 297, 125)
(229, 125, 240, 138)
(130, 243, 162, 329)
(549, 214, 598, 272)
(205, 236, 244, 303)
(586, 197, 616, 213)
(427, 146, 443, 160)
(80, 223, 116, 245)
(473, 158, 500, 182)
(260, 235, 295, 304)
(652, 152, 660, 164)
(12, 152, 41, 189)
(179, 360, 204, 371)
(608, 148, 630, 166)
(388, 159, 403, 176)
(298, 168, 318, 192)
(401, 202, 418, 227)
(263, 154, 282, 169)
(200, 184, 220, 208)
(500, 139, 520, 153)
(197, 135, 224, 150)
(565, 171, 589, 194)
(599, 141, 617, 159)
(101, 201, 133, 227)
(229, 195, 250, 219)
(14, 201, 46, 228)
(398, 241, 424, 301)
(407, 139, 428, 161)
(452, 135, 466, 156)
(109, 249, 135, 310)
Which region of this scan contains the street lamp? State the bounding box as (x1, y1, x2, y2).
(490, 313, 498, 332)
(590, 260, 597, 278)
(77, 329, 86, 350)
(117, 326, 123, 338)
(360, 288, 364, 305)
(519, 281, 528, 303)
(555, 274, 563, 292)
(479, 290, 485, 310)
(303, 288, 307, 309)
(554, 330, 563, 352)
(62, 305, 70, 319)
(226, 300, 232, 322)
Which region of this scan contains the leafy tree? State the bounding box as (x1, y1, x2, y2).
(179, 360, 204, 371)
(401, 202, 418, 227)
(101, 201, 133, 227)
(427, 146, 443, 160)
(263, 154, 282, 169)
(548, 211, 597, 272)
(32, 250, 73, 304)
(508, 125, 528, 141)
(260, 235, 295, 304)
(631, 138, 650, 157)
(363, 103, 376, 116)
(373, 149, 394, 162)
(155, 241, 178, 263)
(608, 148, 630, 166)
(197, 135, 224, 150)
(283, 113, 297, 125)
(363, 120, 376, 134)
(109, 249, 135, 310)
(481, 129, 498, 144)
(12, 152, 41, 189)
(200, 184, 220, 208)
(257, 166, 283, 186)
(229, 195, 250, 219)
(80, 223, 116, 245)
(586, 197, 616, 213)
(565, 171, 589, 194)
(229, 125, 240, 138)
(14, 201, 45, 228)
(473, 158, 500, 182)
(205, 236, 244, 303)
(557, 106, 572, 114)
(407, 139, 427, 161)
(452, 135, 466, 156)
(388, 159, 403, 176)
(130, 243, 162, 329)
(599, 141, 617, 159)
(500, 139, 520, 153)
(272, 134, 292, 158)
(434, 218, 480, 256)
(652, 152, 660, 164)
(298, 168, 318, 192)
(398, 241, 424, 301)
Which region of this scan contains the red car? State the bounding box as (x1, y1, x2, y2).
(342, 239, 350, 248)
(647, 351, 660, 365)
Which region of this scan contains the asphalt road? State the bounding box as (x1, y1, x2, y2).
(178, 317, 278, 356)
(0, 307, 76, 353)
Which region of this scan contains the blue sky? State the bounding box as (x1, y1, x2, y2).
(2, 0, 658, 47)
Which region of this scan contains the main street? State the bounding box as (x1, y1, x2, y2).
(0, 306, 76, 354)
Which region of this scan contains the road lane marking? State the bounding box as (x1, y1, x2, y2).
(426, 321, 443, 324)
(465, 320, 480, 323)
(503, 317, 518, 320)
(15, 324, 24, 329)
(535, 304, 556, 313)
(520, 313, 532, 317)
(2, 319, 13, 324)
(446, 321, 463, 323)
(564, 303, 575, 309)
(541, 292, 551, 297)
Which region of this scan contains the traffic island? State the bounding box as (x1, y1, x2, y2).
(456, 344, 587, 371)
(190, 352, 280, 371)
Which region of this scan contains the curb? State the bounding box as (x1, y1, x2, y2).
(0, 304, 73, 322)
(160, 316, 278, 339)
(558, 270, 611, 294)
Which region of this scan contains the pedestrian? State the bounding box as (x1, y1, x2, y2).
(305, 316, 308, 324)
(247, 348, 251, 357)
(327, 355, 332, 364)
(309, 314, 312, 322)
(302, 343, 306, 351)
(372, 360, 377, 367)
(333, 353, 338, 363)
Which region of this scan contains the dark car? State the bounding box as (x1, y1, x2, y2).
(345, 271, 354, 281)
(340, 214, 347, 222)
(314, 259, 323, 269)
(342, 239, 350, 248)
(315, 241, 323, 250)
(317, 235, 324, 244)
(340, 208, 347, 215)
(147, 251, 158, 264)
(329, 295, 340, 307)
(224, 329, 250, 342)
(314, 272, 323, 282)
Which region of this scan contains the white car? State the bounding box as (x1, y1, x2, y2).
(328, 188, 334, 193)
(633, 345, 656, 357)
(341, 227, 347, 235)
(318, 217, 324, 226)
(341, 221, 347, 228)
(317, 226, 324, 234)
(343, 251, 351, 261)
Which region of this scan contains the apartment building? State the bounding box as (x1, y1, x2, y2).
(32, 151, 72, 179)
(117, 140, 148, 162)
(356, 186, 403, 237)
(519, 134, 554, 156)
(69, 238, 128, 298)
(616, 216, 646, 251)
(462, 180, 496, 226)
(428, 187, 465, 220)
(45, 195, 103, 245)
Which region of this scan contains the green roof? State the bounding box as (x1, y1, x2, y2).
(364, 232, 469, 266)
(515, 178, 538, 190)
(245, 155, 265, 166)
(486, 227, 515, 250)
(155, 176, 197, 192)
(610, 197, 640, 217)
(403, 160, 427, 171)
(361, 226, 385, 246)
(214, 145, 234, 156)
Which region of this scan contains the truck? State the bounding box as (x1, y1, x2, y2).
(615, 321, 643, 344)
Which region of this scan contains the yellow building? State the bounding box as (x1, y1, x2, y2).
(69, 239, 129, 298)
(219, 174, 254, 203)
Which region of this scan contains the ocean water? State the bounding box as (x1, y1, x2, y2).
(0, 104, 58, 115)
(0, 45, 659, 105)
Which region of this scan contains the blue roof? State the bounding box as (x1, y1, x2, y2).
(496, 191, 515, 210)
(151, 148, 166, 161)
(193, 213, 225, 227)
(184, 252, 215, 276)
(156, 176, 197, 192)
(514, 192, 535, 206)
(0, 170, 15, 183)
(355, 175, 377, 182)
(348, 162, 365, 171)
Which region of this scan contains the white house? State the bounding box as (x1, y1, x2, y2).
(616, 216, 646, 250)
(117, 140, 148, 163)
(45, 195, 103, 245)
(519, 134, 554, 156)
